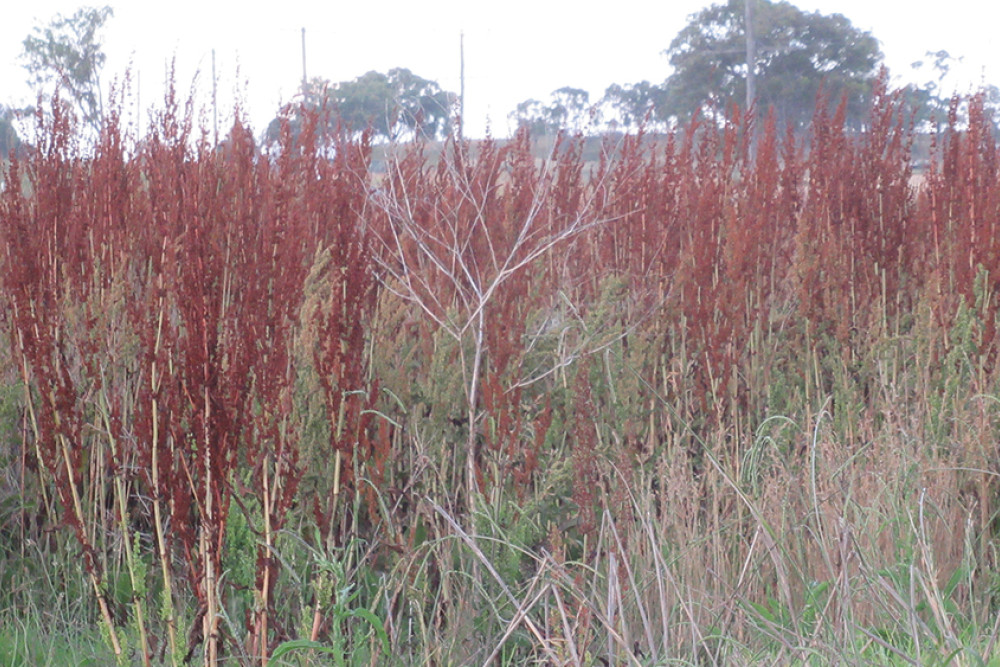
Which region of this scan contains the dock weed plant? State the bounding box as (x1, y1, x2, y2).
(2, 70, 1000, 664)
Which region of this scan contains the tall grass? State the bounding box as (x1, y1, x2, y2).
(2, 71, 1000, 664)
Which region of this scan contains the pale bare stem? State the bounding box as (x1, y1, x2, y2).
(512, 272, 660, 394)
(53, 413, 123, 660)
(485, 151, 557, 265)
(14, 325, 54, 519)
(442, 157, 553, 332)
(464, 214, 611, 334)
(430, 500, 562, 664)
(494, 212, 606, 285)
(202, 384, 218, 667)
(538, 548, 644, 666)
(374, 207, 485, 519)
(986, 607, 1000, 659)
(402, 206, 480, 315)
(465, 309, 485, 518)
(447, 139, 560, 275)
(150, 265, 180, 666)
(457, 180, 501, 274)
(604, 505, 655, 657)
(383, 154, 485, 313)
(378, 276, 457, 337)
(551, 584, 583, 666)
(375, 145, 620, 531)
(371, 188, 464, 338)
(374, 219, 459, 337)
(260, 458, 272, 667)
(482, 567, 552, 665)
(40, 329, 124, 661)
(97, 373, 151, 667)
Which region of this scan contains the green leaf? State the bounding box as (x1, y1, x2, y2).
(270, 638, 343, 659)
(348, 608, 390, 653)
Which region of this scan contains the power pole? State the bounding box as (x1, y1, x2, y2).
(301, 27, 307, 92)
(745, 0, 757, 112)
(212, 49, 218, 145)
(459, 31, 465, 140)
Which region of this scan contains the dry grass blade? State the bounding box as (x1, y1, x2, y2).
(551, 584, 584, 667)
(429, 499, 560, 663)
(482, 568, 551, 666)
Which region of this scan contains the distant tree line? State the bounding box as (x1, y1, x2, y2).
(510, 0, 999, 136)
(265, 69, 457, 145)
(2, 5, 114, 159)
(4, 0, 998, 157)
(3, 4, 459, 155)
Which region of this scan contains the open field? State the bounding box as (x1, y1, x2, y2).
(2, 78, 1000, 665)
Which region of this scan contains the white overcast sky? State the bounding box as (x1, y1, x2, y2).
(1, 0, 997, 139)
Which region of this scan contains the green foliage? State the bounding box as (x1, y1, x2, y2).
(270, 540, 389, 665)
(599, 80, 665, 131)
(0, 106, 24, 160)
(741, 415, 797, 493)
(904, 50, 1000, 133)
(743, 579, 832, 639)
(924, 267, 996, 444)
(510, 86, 594, 135)
(0, 617, 116, 666)
(661, 0, 882, 127)
(224, 496, 258, 595)
(477, 499, 546, 586)
(20, 6, 113, 134)
(266, 68, 456, 144)
(0, 553, 118, 666)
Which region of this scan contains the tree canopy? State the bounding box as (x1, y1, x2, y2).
(510, 1, 884, 137)
(600, 81, 665, 131)
(509, 87, 595, 135)
(266, 68, 456, 145)
(660, 0, 882, 128)
(0, 107, 23, 159)
(20, 5, 114, 135)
